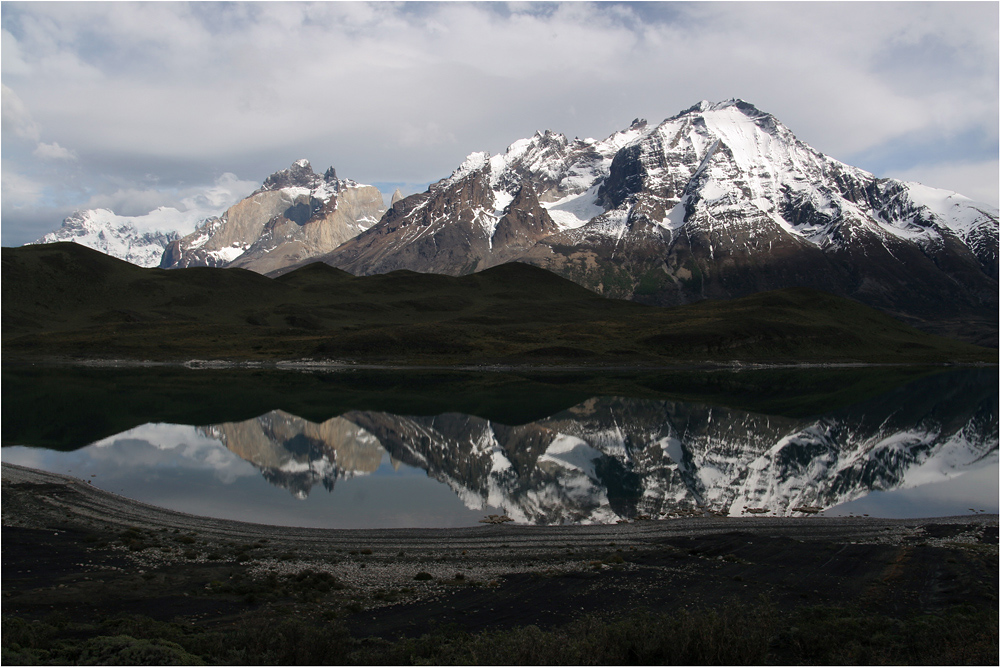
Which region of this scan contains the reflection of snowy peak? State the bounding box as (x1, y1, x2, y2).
(192, 370, 996, 523)
(160, 160, 385, 274)
(347, 383, 995, 523)
(29, 209, 181, 268)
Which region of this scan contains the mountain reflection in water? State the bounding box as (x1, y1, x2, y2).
(200, 390, 996, 523)
(4, 369, 996, 526)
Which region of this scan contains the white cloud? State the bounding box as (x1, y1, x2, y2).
(33, 141, 77, 161)
(0, 28, 31, 76)
(0, 1, 996, 242)
(181, 172, 259, 210)
(80, 172, 259, 230)
(886, 160, 1000, 209)
(1, 83, 40, 141)
(0, 162, 44, 207)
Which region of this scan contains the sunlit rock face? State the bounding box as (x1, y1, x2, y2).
(200, 371, 996, 520)
(160, 160, 385, 274)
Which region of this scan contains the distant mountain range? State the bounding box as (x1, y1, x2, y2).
(24, 100, 999, 344)
(29, 209, 182, 268)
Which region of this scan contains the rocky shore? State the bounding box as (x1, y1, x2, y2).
(4, 461, 997, 643)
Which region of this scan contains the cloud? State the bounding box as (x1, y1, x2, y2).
(33, 141, 77, 161)
(181, 172, 260, 210)
(886, 160, 1000, 209)
(1, 1, 996, 243)
(79, 172, 259, 230)
(0, 162, 44, 207)
(398, 121, 457, 148)
(1, 83, 40, 141)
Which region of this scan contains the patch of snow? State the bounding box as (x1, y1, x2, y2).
(898, 181, 999, 240)
(447, 151, 490, 184)
(543, 184, 605, 230)
(658, 435, 685, 465)
(209, 245, 246, 263)
(280, 186, 313, 200)
(490, 446, 513, 473)
(492, 189, 514, 216)
(538, 434, 602, 479)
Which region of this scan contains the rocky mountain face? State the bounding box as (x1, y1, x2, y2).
(195, 370, 996, 523)
(160, 160, 385, 274)
(312, 101, 998, 344)
(28, 209, 181, 268)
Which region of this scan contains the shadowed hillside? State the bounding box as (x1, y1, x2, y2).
(2, 242, 994, 365)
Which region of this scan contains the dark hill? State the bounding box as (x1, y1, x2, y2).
(273, 262, 354, 289)
(2, 243, 994, 365)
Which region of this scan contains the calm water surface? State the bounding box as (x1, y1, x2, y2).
(3, 366, 996, 528)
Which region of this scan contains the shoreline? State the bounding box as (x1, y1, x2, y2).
(4, 355, 995, 373)
(4, 460, 996, 596)
(4, 460, 997, 657)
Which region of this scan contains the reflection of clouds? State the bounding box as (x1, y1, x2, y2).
(88, 423, 257, 484)
(5, 369, 997, 528)
(1, 447, 49, 471)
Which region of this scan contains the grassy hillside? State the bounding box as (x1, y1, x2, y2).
(3, 242, 994, 365)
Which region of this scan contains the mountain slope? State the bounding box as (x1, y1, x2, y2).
(310, 100, 998, 345)
(3, 242, 993, 364)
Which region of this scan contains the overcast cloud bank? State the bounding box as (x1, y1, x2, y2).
(2, 1, 997, 245)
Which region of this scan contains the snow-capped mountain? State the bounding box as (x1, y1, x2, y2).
(321, 119, 650, 275)
(194, 369, 996, 523)
(314, 100, 998, 344)
(161, 160, 385, 274)
(28, 209, 182, 268)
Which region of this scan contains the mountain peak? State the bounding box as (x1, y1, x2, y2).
(673, 98, 768, 120)
(260, 159, 321, 192)
(445, 151, 491, 184)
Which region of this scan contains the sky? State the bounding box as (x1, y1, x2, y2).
(2, 1, 998, 246)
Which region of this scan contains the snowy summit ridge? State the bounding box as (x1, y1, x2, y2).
(29, 209, 183, 268)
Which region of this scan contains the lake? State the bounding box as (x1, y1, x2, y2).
(2, 365, 996, 528)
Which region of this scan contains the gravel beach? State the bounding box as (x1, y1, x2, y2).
(3, 461, 997, 640)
